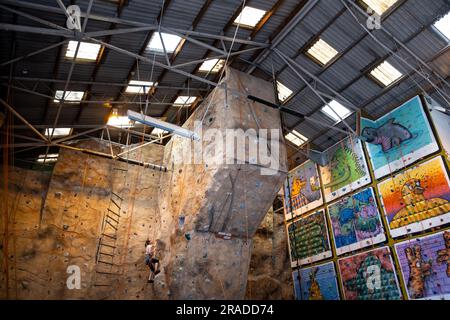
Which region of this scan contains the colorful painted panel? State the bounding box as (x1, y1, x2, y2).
(395, 231, 450, 300)
(319, 136, 371, 203)
(327, 187, 386, 255)
(377, 156, 450, 238)
(338, 246, 402, 300)
(283, 160, 323, 220)
(425, 95, 450, 160)
(361, 96, 439, 179)
(287, 210, 332, 268)
(292, 262, 340, 300)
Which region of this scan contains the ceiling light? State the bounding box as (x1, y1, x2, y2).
(148, 32, 182, 54)
(321, 100, 351, 122)
(370, 60, 403, 86)
(125, 80, 156, 94)
(198, 59, 225, 73)
(44, 128, 72, 137)
(306, 38, 338, 66)
(65, 41, 101, 61)
(361, 0, 398, 15)
(234, 6, 266, 28)
(277, 81, 293, 103)
(174, 96, 197, 107)
(53, 90, 84, 103)
(37, 153, 59, 164)
(434, 11, 450, 40)
(285, 130, 308, 147)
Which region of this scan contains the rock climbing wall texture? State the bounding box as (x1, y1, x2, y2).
(157, 68, 288, 299)
(245, 208, 294, 299)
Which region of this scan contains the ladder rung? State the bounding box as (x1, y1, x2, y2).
(99, 252, 114, 257)
(98, 260, 114, 266)
(105, 220, 118, 231)
(107, 208, 120, 217)
(106, 215, 119, 224)
(102, 233, 117, 240)
(111, 191, 123, 201)
(110, 198, 120, 208)
(100, 242, 116, 249)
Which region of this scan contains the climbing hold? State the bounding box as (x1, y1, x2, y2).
(179, 216, 185, 230)
(185, 233, 191, 240)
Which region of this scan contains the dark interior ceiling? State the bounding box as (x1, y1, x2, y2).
(1, 0, 449, 168)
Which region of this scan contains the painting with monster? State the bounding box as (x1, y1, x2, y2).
(361, 96, 439, 179)
(319, 136, 371, 203)
(283, 160, 323, 220)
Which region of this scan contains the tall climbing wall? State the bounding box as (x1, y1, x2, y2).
(157, 67, 287, 299)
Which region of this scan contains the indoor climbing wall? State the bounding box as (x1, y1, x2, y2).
(157, 67, 287, 299)
(286, 95, 450, 300)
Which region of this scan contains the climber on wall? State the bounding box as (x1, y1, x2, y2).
(145, 239, 160, 283)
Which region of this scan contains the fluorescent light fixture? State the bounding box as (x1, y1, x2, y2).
(285, 130, 308, 147)
(306, 38, 338, 66)
(174, 96, 197, 106)
(152, 127, 169, 136)
(44, 128, 72, 137)
(37, 153, 59, 163)
(147, 32, 182, 54)
(125, 80, 156, 94)
(321, 100, 351, 122)
(361, 0, 398, 15)
(370, 60, 403, 86)
(277, 81, 293, 103)
(65, 41, 101, 61)
(234, 6, 266, 28)
(198, 59, 225, 73)
(434, 11, 450, 40)
(53, 90, 84, 103)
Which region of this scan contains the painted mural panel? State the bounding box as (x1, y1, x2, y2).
(319, 136, 371, 203)
(283, 160, 323, 220)
(425, 95, 450, 160)
(292, 262, 340, 300)
(395, 230, 450, 300)
(327, 187, 386, 255)
(377, 156, 450, 238)
(338, 246, 402, 300)
(287, 210, 332, 268)
(361, 96, 439, 179)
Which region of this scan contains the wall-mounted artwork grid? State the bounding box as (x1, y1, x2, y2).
(395, 230, 450, 300)
(337, 246, 402, 300)
(327, 187, 386, 255)
(283, 160, 323, 220)
(361, 96, 439, 179)
(292, 261, 340, 300)
(287, 210, 332, 268)
(319, 136, 371, 203)
(377, 156, 450, 238)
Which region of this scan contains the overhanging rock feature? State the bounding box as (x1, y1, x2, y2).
(157, 67, 287, 299)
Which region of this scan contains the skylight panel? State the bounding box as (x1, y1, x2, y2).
(361, 0, 398, 16)
(148, 32, 182, 54)
(107, 116, 133, 128)
(198, 59, 225, 73)
(37, 153, 59, 164)
(65, 41, 101, 61)
(234, 6, 266, 28)
(53, 90, 84, 103)
(125, 80, 156, 94)
(434, 11, 450, 40)
(321, 100, 351, 122)
(277, 81, 293, 103)
(285, 130, 308, 147)
(370, 60, 403, 86)
(306, 38, 338, 66)
(44, 128, 72, 137)
(174, 96, 197, 106)
(152, 127, 169, 136)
